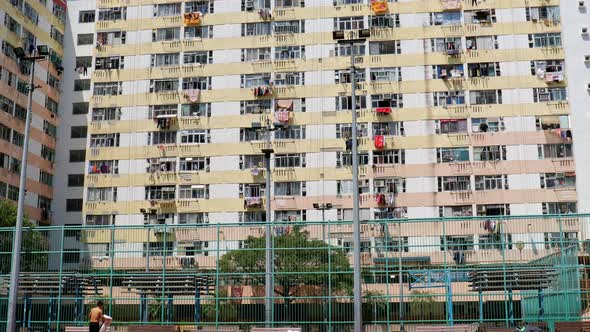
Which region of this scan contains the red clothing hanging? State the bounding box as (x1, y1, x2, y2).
(374, 135, 385, 149)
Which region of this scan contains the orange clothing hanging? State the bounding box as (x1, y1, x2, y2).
(371, 0, 388, 15)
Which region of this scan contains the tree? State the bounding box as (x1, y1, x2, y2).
(219, 226, 352, 320)
(0, 199, 48, 274)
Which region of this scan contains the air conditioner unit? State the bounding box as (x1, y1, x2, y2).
(375, 180, 385, 187)
(275, 73, 285, 80)
(579, 0, 586, 8)
(246, 0, 254, 10)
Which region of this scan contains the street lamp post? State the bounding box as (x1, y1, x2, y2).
(7, 45, 49, 332)
(313, 202, 333, 328)
(140, 208, 155, 322)
(333, 29, 369, 332)
(252, 119, 283, 326)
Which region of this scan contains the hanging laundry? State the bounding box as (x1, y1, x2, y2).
(185, 89, 200, 103)
(374, 135, 385, 149)
(275, 110, 290, 123)
(346, 139, 353, 151)
(184, 12, 202, 26)
(375, 107, 392, 114)
(376, 194, 386, 205)
(251, 166, 260, 176)
(258, 9, 272, 20)
(386, 193, 395, 206)
(370, 0, 388, 15)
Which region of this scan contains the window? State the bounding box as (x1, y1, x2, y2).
(369, 41, 401, 55)
(377, 236, 409, 253)
(152, 28, 180, 42)
(186, 0, 214, 13)
(242, 183, 265, 198)
(275, 0, 303, 8)
(374, 178, 405, 194)
(69, 150, 86, 162)
(41, 145, 55, 162)
(70, 126, 88, 139)
(475, 175, 508, 190)
(7, 185, 19, 201)
(79, 10, 96, 23)
(4, 15, 21, 34)
(335, 43, 365, 57)
(335, 69, 365, 84)
(472, 117, 504, 133)
(150, 79, 179, 93)
(336, 123, 368, 138)
(11, 131, 24, 147)
(539, 144, 573, 159)
(63, 250, 80, 264)
(179, 212, 208, 224)
(43, 121, 57, 138)
(68, 174, 84, 187)
(431, 37, 462, 53)
(242, 73, 271, 88)
(468, 62, 500, 78)
(180, 157, 209, 172)
(50, 26, 63, 44)
(371, 94, 403, 109)
(275, 154, 305, 168)
(94, 82, 122, 96)
(86, 215, 114, 226)
(89, 160, 119, 174)
(470, 90, 502, 105)
(241, 211, 266, 223)
(340, 238, 371, 253)
(92, 107, 121, 121)
(180, 130, 210, 144)
(16, 79, 28, 95)
(146, 158, 176, 173)
(337, 208, 371, 221)
(466, 36, 498, 50)
(87, 187, 117, 202)
(375, 207, 407, 219)
(243, 47, 272, 62)
(90, 133, 120, 147)
(184, 51, 212, 65)
(181, 103, 211, 117)
(98, 7, 127, 20)
(337, 179, 370, 195)
(243, 0, 270, 11)
(0, 124, 11, 141)
(77, 34, 94, 45)
(95, 56, 124, 70)
(241, 100, 272, 115)
(179, 185, 209, 199)
(438, 176, 471, 192)
(274, 20, 304, 34)
(273, 72, 304, 86)
(148, 131, 177, 145)
(275, 182, 303, 196)
(96, 31, 126, 45)
(154, 3, 181, 17)
(240, 155, 264, 169)
(434, 64, 465, 79)
(185, 26, 212, 39)
(473, 146, 506, 161)
(526, 6, 560, 23)
(145, 242, 174, 257)
(437, 147, 470, 163)
(464, 9, 496, 24)
(39, 171, 53, 186)
(334, 16, 364, 30)
(74, 79, 91, 91)
(479, 234, 512, 250)
(275, 45, 305, 60)
(242, 22, 271, 36)
(151, 53, 180, 67)
(373, 150, 405, 165)
(533, 88, 567, 102)
(240, 128, 263, 142)
(73, 102, 89, 114)
(544, 232, 577, 249)
(529, 33, 562, 48)
(66, 199, 83, 212)
(370, 14, 400, 28)
(476, 204, 510, 216)
(440, 235, 474, 251)
(182, 77, 210, 90)
(436, 119, 468, 134)
(145, 186, 176, 200)
(337, 152, 369, 167)
(275, 126, 305, 139)
(370, 68, 402, 82)
(336, 96, 366, 111)
(431, 11, 462, 26)
(540, 173, 576, 189)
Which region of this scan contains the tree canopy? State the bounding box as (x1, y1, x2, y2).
(219, 226, 352, 303)
(0, 199, 48, 274)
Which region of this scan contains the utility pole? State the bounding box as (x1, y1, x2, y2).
(333, 29, 369, 332)
(7, 45, 49, 332)
(253, 118, 283, 327)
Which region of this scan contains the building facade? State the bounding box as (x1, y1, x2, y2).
(47, 0, 590, 261)
(0, 0, 65, 224)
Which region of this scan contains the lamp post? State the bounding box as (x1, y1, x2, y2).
(140, 208, 156, 322)
(252, 118, 284, 326)
(313, 203, 333, 328)
(333, 29, 369, 332)
(6, 45, 49, 331)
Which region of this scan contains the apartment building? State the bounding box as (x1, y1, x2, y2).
(0, 0, 65, 224)
(48, 0, 590, 264)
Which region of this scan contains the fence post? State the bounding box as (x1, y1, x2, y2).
(110, 223, 115, 317)
(56, 225, 65, 330)
(215, 222, 221, 327)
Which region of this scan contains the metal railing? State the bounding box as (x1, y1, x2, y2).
(1, 214, 589, 331)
